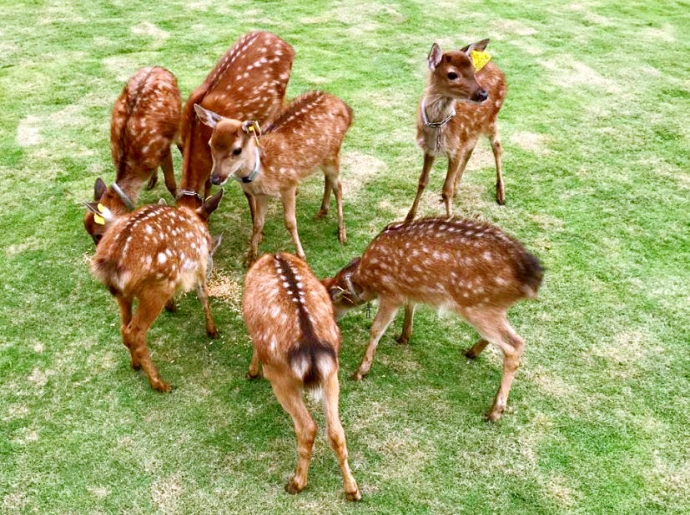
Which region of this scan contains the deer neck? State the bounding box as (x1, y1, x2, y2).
(420, 89, 456, 128)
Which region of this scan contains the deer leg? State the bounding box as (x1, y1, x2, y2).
(126, 288, 174, 392)
(115, 294, 137, 369)
(322, 159, 347, 244)
(316, 176, 332, 219)
(461, 308, 524, 421)
(489, 128, 505, 205)
(247, 346, 261, 379)
(196, 279, 217, 338)
(145, 170, 158, 191)
(396, 303, 416, 345)
(442, 146, 473, 217)
(203, 178, 212, 201)
(244, 191, 256, 225)
(405, 153, 435, 222)
(268, 373, 317, 495)
(281, 187, 305, 260)
(465, 338, 489, 359)
(322, 373, 361, 501)
(452, 146, 475, 199)
(352, 298, 400, 380)
(248, 195, 268, 265)
(161, 149, 178, 198)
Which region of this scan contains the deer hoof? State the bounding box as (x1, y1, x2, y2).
(338, 230, 347, 245)
(153, 380, 173, 393)
(483, 408, 504, 423)
(396, 334, 410, 345)
(285, 478, 305, 495)
(315, 208, 328, 219)
(246, 369, 261, 380)
(345, 489, 362, 502)
(206, 326, 218, 339)
(350, 371, 365, 381)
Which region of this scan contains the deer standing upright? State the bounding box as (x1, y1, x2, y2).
(406, 40, 507, 222)
(177, 31, 294, 213)
(88, 190, 224, 392)
(195, 90, 352, 263)
(84, 66, 181, 244)
(244, 252, 361, 501)
(322, 217, 543, 422)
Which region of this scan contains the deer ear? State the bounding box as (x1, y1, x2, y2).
(198, 188, 224, 220)
(461, 38, 490, 54)
(94, 178, 107, 201)
(427, 43, 443, 70)
(329, 287, 346, 302)
(194, 104, 221, 128)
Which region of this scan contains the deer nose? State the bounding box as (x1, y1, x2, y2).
(210, 174, 222, 186)
(472, 89, 489, 103)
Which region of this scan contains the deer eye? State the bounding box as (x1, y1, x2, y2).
(233, 148, 242, 156)
(447, 72, 458, 80)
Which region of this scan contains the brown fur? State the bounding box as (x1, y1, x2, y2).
(243, 253, 360, 500)
(323, 217, 543, 422)
(198, 90, 352, 262)
(84, 67, 181, 244)
(406, 40, 507, 221)
(90, 190, 223, 392)
(178, 31, 295, 209)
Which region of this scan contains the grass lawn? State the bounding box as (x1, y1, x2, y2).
(1, 0, 688, 512)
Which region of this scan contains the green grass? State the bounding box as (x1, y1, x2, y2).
(1, 0, 689, 512)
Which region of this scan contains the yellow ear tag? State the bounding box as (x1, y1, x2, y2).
(93, 214, 106, 225)
(471, 50, 491, 72)
(97, 203, 106, 213)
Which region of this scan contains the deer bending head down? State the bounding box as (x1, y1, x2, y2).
(84, 66, 181, 244)
(178, 31, 294, 212)
(243, 252, 360, 501)
(322, 217, 543, 422)
(195, 90, 352, 263)
(406, 39, 507, 222)
(88, 190, 224, 392)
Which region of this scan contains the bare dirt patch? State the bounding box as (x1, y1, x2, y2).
(541, 58, 622, 94)
(341, 151, 387, 199)
(151, 472, 183, 513)
(16, 116, 41, 146)
(131, 22, 170, 46)
(509, 131, 550, 154)
(207, 269, 243, 313)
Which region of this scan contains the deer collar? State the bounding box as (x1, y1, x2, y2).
(344, 273, 364, 304)
(235, 147, 262, 184)
(421, 96, 456, 128)
(177, 190, 204, 204)
(111, 182, 135, 211)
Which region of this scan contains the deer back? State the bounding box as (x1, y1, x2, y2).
(111, 66, 181, 194)
(179, 32, 295, 200)
(91, 204, 212, 296)
(327, 217, 542, 312)
(243, 253, 340, 385)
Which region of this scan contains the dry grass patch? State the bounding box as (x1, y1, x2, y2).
(151, 472, 184, 513)
(207, 269, 243, 313)
(541, 57, 623, 94)
(341, 151, 387, 199)
(509, 131, 550, 154)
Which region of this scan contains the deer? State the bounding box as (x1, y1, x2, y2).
(84, 66, 181, 245)
(86, 189, 224, 392)
(322, 217, 543, 422)
(177, 31, 295, 217)
(405, 39, 507, 223)
(195, 90, 352, 264)
(244, 252, 361, 501)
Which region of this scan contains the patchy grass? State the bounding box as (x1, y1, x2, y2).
(1, 0, 689, 513)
